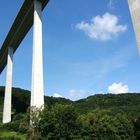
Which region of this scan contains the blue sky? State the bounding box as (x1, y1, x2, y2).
(0, 0, 140, 100)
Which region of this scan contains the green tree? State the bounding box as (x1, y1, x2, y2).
(134, 116, 140, 140)
(79, 109, 135, 140)
(39, 104, 81, 139)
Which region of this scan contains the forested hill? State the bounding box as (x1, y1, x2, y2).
(1, 86, 140, 139)
(0, 86, 72, 114)
(0, 86, 140, 119)
(75, 93, 140, 118)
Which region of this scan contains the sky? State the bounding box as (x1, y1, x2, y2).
(0, 0, 140, 101)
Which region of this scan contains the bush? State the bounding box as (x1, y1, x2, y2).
(79, 109, 135, 140)
(3, 113, 26, 132)
(39, 104, 81, 139)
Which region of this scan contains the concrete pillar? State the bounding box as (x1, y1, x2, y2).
(128, 0, 140, 53)
(31, 0, 44, 108)
(3, 47, 13, 123)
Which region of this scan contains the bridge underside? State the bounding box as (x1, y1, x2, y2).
(0, 0, 49, 74)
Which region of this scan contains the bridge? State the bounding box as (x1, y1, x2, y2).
(0, 0, 49, 73)
(0, 0, 49, 123)
(0, 0, 139, 123)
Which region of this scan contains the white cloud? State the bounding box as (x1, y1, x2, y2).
(108, 82, 129, 94)
(53, 93, 63, 98)
(76, 12, 127, 41)
(52, 89, 87, 101)
(67, 89, 86, 101)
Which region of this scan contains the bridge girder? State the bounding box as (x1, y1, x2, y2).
(0, 0, 49, 73)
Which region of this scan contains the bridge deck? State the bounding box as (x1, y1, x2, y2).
(0, 0, 49, 74)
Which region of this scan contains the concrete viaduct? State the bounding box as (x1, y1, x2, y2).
(0, 0, 49, 123)
(0, 0, 139, 123)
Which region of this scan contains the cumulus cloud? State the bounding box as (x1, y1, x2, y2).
(52, 90, 86, 101)
(53, 93, 63, 98)
(108, 82, 129, 94)
(76, 12, 127, 41)
(67, 89, 86, 101)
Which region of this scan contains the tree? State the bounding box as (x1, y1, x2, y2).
(79, 109, 135, 140)
(39, 104, 81, 139)
(134, 116, 140, 140)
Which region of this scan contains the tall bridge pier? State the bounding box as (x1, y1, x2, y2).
(3, 47, 13, 123)
(31, 0, 44, 108)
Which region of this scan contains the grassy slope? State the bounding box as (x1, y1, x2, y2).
(0, 130, 26, 139)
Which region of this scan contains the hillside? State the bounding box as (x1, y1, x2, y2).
(1, 87, 140, 139)
(1, 86, 140, 121)
(0, 86, 72, 121)
(75, 93, 140, 118)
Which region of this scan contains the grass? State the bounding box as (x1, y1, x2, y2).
(0, 110, 26, 139)
(0, 130, 26, 140)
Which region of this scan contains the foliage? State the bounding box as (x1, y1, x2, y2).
(1, 87, 140, 139)
(25, 106, 43, 140)
(134, 116, 140, 140)
(3, 113, 25, 132)
(0, 130, 25, 140)
(39, 104, 81, 139)
(79, 109, 135, 140)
